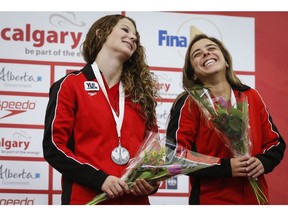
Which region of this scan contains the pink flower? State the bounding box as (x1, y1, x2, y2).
(217, 96, 228, 108)
(167, 164, 182, 176)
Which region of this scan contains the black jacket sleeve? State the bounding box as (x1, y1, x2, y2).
(255, 115, 286, 174)
(42, 76, 109, 192)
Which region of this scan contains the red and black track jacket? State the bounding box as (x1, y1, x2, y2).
(166, 85, 286, 204)
(43, 64, 156, 205)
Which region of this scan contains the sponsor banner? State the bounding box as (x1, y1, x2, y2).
(52, 168, 61, 190)
(52, 194, 61, 205)
(159, 132, 166, 141)
(237, 74, 255, 88)
(154, 70, 183, 99)
(54, 65, 83, 83)
(149, 195, 188, 205)
(0, 161, 49, 190)
(0, 193, 48, 205)
(0, 128, 43, 158)
(0, 63, 51, 93)
(127, 11, 255, 72)
(0, 95, 48, 125)
(156, 101, 173, 131)
(0, 11, 119, 62)
(157, 175, 189, 193)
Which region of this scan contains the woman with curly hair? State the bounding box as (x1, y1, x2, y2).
(43, 14, 159, 205)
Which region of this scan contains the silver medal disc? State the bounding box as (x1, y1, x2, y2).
(111, 145, 130, 165)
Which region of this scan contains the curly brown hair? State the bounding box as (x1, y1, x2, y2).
(81, 14, 159, 131)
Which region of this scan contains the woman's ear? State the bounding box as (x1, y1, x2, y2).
(96, 29, 101, 38)
(226, 62, 229, 68)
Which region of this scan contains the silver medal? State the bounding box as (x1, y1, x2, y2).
(111, 144, 130, 165)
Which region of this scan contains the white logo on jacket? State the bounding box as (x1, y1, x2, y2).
(84, 81, 99, 91)
(84, 81, 99, 96)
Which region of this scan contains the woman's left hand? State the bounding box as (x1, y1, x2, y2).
(130, 179, 160, 196)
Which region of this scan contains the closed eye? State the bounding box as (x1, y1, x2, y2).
(207, 47, 217, 52)
(191, 51, 202, 59)
(121, 27, 129, 33)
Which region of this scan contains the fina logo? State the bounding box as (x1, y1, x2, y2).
(158, 16, 222, 59)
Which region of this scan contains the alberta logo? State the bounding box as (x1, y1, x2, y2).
(0, 164, 40, 180)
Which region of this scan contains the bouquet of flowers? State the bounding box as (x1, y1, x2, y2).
(87, 131, 220, 205)
(185, 85, 268, 205)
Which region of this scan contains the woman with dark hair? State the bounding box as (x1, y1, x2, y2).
(43, 14, 159, 205)
(166, 34, 286, 204)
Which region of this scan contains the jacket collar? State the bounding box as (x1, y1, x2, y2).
(81, 64, 95, 81)
(231, 84, 251, 91)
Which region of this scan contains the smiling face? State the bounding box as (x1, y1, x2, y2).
(103, 18, 138, 61)
(190, 38, 227, 83)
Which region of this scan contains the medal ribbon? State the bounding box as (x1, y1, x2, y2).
(91, 62, 124, 141)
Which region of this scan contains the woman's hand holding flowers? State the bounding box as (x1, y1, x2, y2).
(231, 156, 264, 179)
(130, 179, 160, 196)
(101, 176, 130, 199)
(87, 132, 220, 205)
(230, 155, 250, 177)
(246, 157, 265, 179)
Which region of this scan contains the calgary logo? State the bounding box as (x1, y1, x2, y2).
(0, 100, 36, 120)
(0, 23, 82, 49)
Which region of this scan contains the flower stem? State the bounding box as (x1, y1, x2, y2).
(249, 178, 268, 205)
(86, 192, 108, 205)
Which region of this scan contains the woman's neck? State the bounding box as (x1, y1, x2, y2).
(202, 72, 231, 100)
(211, 82, 231, 100)
(207, 81, 231, 100)
(95, 54, 123, 88)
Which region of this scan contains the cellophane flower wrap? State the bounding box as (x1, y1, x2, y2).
(185, 85, 268, 205)
(87, 131, 220, 205)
